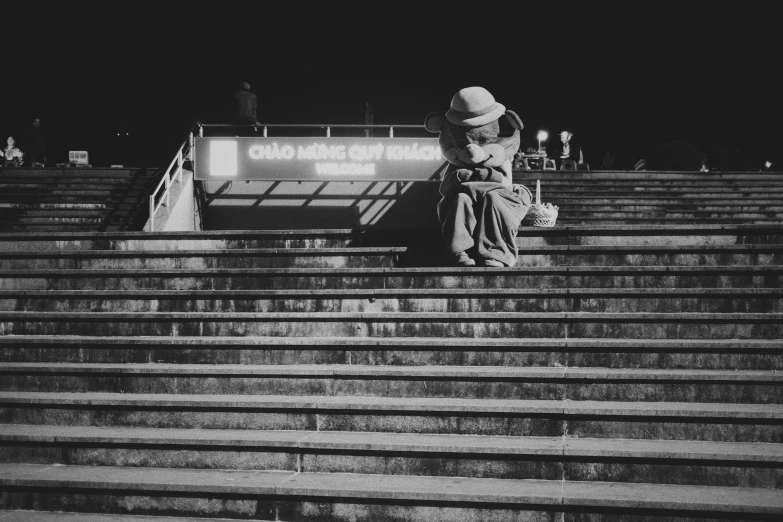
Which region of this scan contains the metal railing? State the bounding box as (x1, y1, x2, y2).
(199, 123, 424, 138)
(148, 124, 197, 232)
(147, 122, 427, 231)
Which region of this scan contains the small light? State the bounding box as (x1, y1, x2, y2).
(536, 131, 548, 153)
(116, 133, 120, 136)
(766, 161, 772, 168)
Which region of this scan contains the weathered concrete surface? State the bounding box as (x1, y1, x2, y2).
(0, 220, 782, 520)
(1, 363, 780, 403)
(1, 464, 782, 519)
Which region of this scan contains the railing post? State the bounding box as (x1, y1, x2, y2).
(149, 195, 155, 232)
(177, 150, 183, 182)
(165, 174, 171, 207)
(326, 127, 331, 138)
(198, 125, 203, 137)
(263, 126, 268, 137)
(389, 127, 394, 138)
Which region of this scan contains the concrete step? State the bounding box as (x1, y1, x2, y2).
(0, 512, 237, 522)
(1, 245, 781, 270)
(0, 196, 146, 205)
(0, 247, 405, 269)
(513, 181, 783, 188)
(0, 203, 137, 211)
(0, 217, 125, 226)
(1, 265, 780, 291)
(0, 210, 132, 218)
(1, 224, 779, 250)
(0, 168, 150, 178)
(551, 217, 783, 225)
(549, 211, 783, 219)
(1, 392, 781, 440)
(513, 171, 783, 180)
(1, 425, 781, 487)
(3, 463, 781, 520)
(0, 336, 779, 370)
(1, 288, 780, 314)
(0, 178, 151, 185)
(1, 363, 779, 403)
(549, 204, 783, 212)
(0, 225, 128, 233)
(0, 188, 148, 197)
(0, 310, 781, 339)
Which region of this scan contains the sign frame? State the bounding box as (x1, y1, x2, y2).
(194, 137, 446, 182)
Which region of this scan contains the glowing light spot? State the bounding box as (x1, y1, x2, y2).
(209, 141, 238, 176)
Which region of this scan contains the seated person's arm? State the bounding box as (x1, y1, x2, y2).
(456, 167, 506, 184)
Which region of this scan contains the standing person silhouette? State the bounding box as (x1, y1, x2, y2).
(233, 82, 259, 130)
(22, 118, 47, 167)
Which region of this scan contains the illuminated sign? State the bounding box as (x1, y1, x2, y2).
(69, 151, 89, 165)
(194, 137, 445, 181)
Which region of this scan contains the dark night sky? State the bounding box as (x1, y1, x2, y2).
(4, 0, 783, 168)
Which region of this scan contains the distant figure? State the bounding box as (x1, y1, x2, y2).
(2, 136, 24, 167)
(233, 82, 259, 127)
(513, 149, 529, 170)
(22, 118, 47, 167)
(601, 149, 616, 169)
(559, 129, 583, 169)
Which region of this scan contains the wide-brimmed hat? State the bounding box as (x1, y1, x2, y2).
(446, 87, 506, 127)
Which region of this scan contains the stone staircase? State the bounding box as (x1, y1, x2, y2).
(514, 171, 783, 225)
(0, 168, 159, 232)
(0, 221, 781, 521)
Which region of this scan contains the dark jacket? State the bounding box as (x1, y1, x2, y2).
(234, 90, 258, 124)
(22, 127, 46, 161)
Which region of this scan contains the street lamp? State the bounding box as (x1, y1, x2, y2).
(537, 131, 548, 153)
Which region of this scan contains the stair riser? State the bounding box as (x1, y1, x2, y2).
(2, 375, 779, 403)
(0, 317, 776, 340)
(555, 218, 783, 223)
(4, 214, 783, 226)
(2, 232, 781, 251)
(1, 408, 779, 441)
(2, 319, 781, 339)
(0, 198, 144, 205)
(2, 218, 128, 226)
(1, 445, 779, 488)
(1, 347, 778, 370)
(0, 491, 569, 522)
(0, 256, 399, 270)
(549, 205, 783, 212)
(2, 274, 780, 290)
(552, 196, 783, 203)
(552, 213, 783, 219)
(2, 297, 779, 314)
(1, 252, 781, 270)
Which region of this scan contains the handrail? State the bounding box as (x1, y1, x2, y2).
(146, 121, 427, 231)
(148, 123, 198, 232)
(199, 123, 424, 138)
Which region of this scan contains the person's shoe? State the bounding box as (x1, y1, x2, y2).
(482, 259, 505, 268)
(454, 252, 476, 266)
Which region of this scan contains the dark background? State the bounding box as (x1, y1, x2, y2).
(3, 0, 782, 169)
